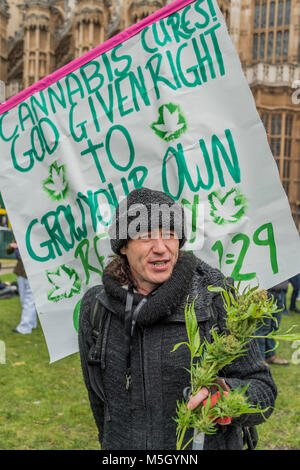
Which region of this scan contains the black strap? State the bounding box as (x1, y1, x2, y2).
(87, 294, 111, 420)
(124, 290, 148, 390)
(131, 297, 148, 336)
(124, 288, 134, 389)
(243, 425, 258, 450)
(125, 288, 134, 337)
(87, 360, 107, 403)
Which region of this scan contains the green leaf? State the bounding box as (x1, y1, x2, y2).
(247, 303, 258, 316)
(170, 342, 190, 353)
(207, 285, 225, 293)
(207, 187, 248, 225)
(46, 264, 82, 302)
(228, 291, 239, 307)
(195, 342, 205, 358)
(42, 161, 69, 201)
(185, 299, 198, 348)
(150, 102, 187, 142)
(191, 328, 200, 356)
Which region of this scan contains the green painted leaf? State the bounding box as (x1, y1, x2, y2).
(208, 187, 248, 225)
(150, 102, 187, 142)
(46, 264, 82, 302)
(42, 161, 69, 201)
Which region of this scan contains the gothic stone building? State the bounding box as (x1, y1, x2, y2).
(1, 0, 300, 229)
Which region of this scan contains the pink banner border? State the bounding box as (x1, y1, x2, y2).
(0, 0, 195, 115)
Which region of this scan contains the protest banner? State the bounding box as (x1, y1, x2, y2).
(0, 0, 299, 362)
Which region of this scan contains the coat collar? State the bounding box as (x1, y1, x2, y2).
(101, 251, 199, 326)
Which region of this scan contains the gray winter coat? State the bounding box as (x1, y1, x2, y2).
(78, 252, 277, 450)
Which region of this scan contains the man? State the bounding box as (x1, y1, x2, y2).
(78, 187, 277, 450)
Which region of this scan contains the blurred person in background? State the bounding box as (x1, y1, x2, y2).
(289, 273, 300, 313)
(0, 262, 18, 299)
(6, 240, 37, 334)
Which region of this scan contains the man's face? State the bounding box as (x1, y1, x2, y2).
(120, 228, 180, 295)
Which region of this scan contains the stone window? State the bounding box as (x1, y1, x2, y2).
(252, 0, 290, 62)
(261, 111, 294, 197)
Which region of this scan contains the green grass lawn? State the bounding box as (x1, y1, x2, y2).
(0, 259, 16, 267)
(255, 306, 300, 450)
(0, 272, 299, 450)
(0, 272, 99, 450)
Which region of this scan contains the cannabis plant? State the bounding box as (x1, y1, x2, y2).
(172, 282, 300, 450)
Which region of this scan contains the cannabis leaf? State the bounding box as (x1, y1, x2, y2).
(46, 264, 82, 302)
(173, 287, 277, 450)
(151, 103, 187, 141)
(208, 187, 248, 225)
(43, 161, 69, 201)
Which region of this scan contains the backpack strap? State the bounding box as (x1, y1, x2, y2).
(123, 289, 148, 390)
(242, 425, 258, 450)
(87, 286, 112, 419)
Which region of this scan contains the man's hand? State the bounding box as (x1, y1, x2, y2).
(187, 378, 230, 410)
(187, 378, 232, 425)
(187, 387, 209, 410)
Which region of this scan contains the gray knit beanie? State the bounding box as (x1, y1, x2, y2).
(109, 187, 186, 254)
